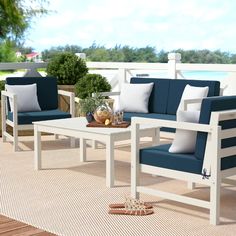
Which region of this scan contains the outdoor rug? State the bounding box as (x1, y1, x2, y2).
(1, 136, 236, 236)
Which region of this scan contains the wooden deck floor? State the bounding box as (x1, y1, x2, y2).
(0, 215, 55, 236)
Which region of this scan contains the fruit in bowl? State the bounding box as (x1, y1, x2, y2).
(94, 103, 112, 124)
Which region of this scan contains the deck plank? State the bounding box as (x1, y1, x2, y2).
(0, 215, 55, 236)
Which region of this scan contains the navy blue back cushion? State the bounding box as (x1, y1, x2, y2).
(195, 96, 236, 160)
(166, 79, 220, 115)
(130, 77, 170, 114)
(6, 77, 58, 110)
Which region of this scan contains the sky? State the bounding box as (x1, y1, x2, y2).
(25, 0, 236, 53)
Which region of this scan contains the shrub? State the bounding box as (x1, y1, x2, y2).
(75, 73, 111, 99)
(46, 52, 88, 85)
(0, 80, 5, 96)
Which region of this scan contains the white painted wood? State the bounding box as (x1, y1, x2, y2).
(131, 123, 140, 199)
(32, 117, 158, 188)
(1, 93, 6, 142)
(222, 167, 236, 178)
(12, 94, 18, 151)
(70, 137, 76, 148)
(220, 128, 236, 139)
(92, 91, 120, 97)
(183, 98, 203, 110)
(132, 117, 213, 133)
(220, 146, 236, 158)
(141, 164, 211, 186)
(2, 88, 75, 150)
(131, 109, 236, 225)
(118, 68, 127, 89)
(187, 182, 196, 190)
(222, 178, 236, 186)
(138, 186, 210, 209)
(168, 53, 181, 79)
(80, 138, 86, 162)
(106, 135, 115, 188)
(34, 125, 42, 170)
(210, 126, 221, 225)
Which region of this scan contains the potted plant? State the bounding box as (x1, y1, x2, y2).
(79, 93, 105, 122)
(75, 73, 113, 116)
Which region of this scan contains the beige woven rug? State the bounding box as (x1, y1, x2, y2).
(1, 136, 236, 236)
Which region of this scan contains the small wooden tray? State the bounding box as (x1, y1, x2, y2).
(86, 121, 130, 128)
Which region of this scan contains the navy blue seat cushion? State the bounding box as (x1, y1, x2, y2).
(8, 109, 71, 125)
(166, 79, 220, 115)
(123, 112, 176, 132)
(6, 77, 58, 110)
(130, 77, 170, 114)
(140, 144, 203, 174)
(140, 143, 236, 174)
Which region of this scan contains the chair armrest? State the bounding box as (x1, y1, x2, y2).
(58, 90, 75, 117)
(131, 117, 212, 133)
(1, 90, 15, 99)
(92, 91, 120, 97)
(1, 90, 18, 124)
(182, 98, 203, 111)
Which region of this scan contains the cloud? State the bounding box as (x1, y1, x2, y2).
(26, 0, 236, 53)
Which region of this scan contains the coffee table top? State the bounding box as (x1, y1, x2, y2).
(33, 117, 156, 135)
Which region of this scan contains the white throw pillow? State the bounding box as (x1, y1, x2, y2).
(119, 83, 154, 113)
(169, 110, 200, 153)
(177, 84, 209, 111)
(5, 83, 41, 112)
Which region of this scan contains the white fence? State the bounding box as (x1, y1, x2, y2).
(1, 53, 236, 95)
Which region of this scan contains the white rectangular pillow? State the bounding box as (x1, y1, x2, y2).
(5, 83, 41, 112)
(119, 82, 154, 113)
(169, 110, 200, 153)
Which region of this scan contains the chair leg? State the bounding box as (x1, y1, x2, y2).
(55, 134, 59, 139)
(187, 182, 196, 190)
(13, 126, 19, 152)
(2, 118, 6, 143)
(210, 180, 221, 225)
(92, 140, 98, 149)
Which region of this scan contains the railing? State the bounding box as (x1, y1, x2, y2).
(1, 53, 236, 95)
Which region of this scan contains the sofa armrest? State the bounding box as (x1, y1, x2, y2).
(92, 91, 120, 97)
(58, 90, 75, 117)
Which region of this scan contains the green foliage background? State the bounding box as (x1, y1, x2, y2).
(42, 43, 236, 64)
(46, 52, 88, 85)
(75, 74, 111, 99)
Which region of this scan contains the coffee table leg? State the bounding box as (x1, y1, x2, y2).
(34, 125, 42, 170)
(106, 136, 114, 188)
(80, 138, 86, 162)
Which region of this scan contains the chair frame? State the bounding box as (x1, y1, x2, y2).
(1, 89, 75, 151)
(131, 109, 236, 225)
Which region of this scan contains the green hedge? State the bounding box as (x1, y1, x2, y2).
(75, 74, 111, 99)
(46, 52, 88, 85)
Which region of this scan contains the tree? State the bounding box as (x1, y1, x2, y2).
(0, 0, 49, 42)
(0, 40, 17, 62)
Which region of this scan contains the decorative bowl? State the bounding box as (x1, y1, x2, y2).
(93, 103, 112, 124)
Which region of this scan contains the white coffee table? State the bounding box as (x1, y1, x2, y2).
(34, 117, 159, 187)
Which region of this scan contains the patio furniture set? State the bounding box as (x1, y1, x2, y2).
(1, 76, 236, 225)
